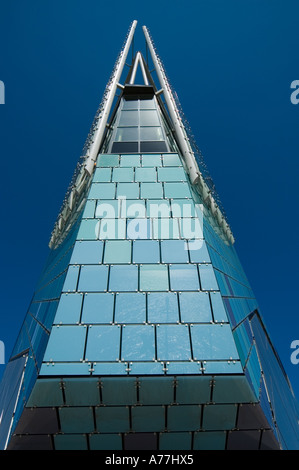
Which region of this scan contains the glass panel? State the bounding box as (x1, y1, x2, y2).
(160, 432, 192, 450)
(85, 325, 120, 361)
(171, 199, 196, 217)
(127, 218, 152, 240)
(158, 167, 187, 182)
(88, 183, 116, 200)
(70, 241, 103, 265)
(202, 404, 237, 430)
(93, 167, 112, 182)
(54, 293, 83, 324)
(43, 325, 87, 362)
(111, 142, 138, 154)
(133, 240, 160, 264)
(147, 292, 179, 323)
(191, 324, 239, 361)
(95, 200, 120, 219)
(139, 264, 169, 291)
(167, 405, 201, 431)
(169, 264, 200, 291)
(162, 154, 182, 166)
(77, 220, 100, 240)
(81, 292, 114, 324)
(164, 182, 192, 199)
(131, 405, 164, 432)
(140, 110, 160, 126)
(140, 141, 167, 153)
(142, 154, 162, 167)
(104, 240, 132, 264)
(140, 127, 163, 141)
(89, 434, 122, 451)
(210, 292, 228, 322)
(109, 265, 138, 292)
(152, 218, 180, 239)
(112, 167, 134, 182)
(146, 199, 171, 218)
(62, 265, 80, 292)
(140, 182, 163, 199)
(188, 240, 210, 263)
(140, 98, 155, 109)
(77, 265, 109, 292)
(121, 325, 155, 361)
(199, 264, 219, 290)
(114, 292, 146, 323)
(97, 154, 119, 168)
(95, 407, 130, 433)
(115, 127, 138, 142)
(116, 182, 140, 199)
(119, 110, 139, 126)
(123, 98, 139, 109)
(156, 324, 191, 360)
(82, 200, 96, 218)
(160, 239, 189, 263)
(120, 154, 141, 167)
(121, 199, 146, 218)
(178, 292, 212, 323)
(135, 167, 157, 182)
(99, 218, 126, 240)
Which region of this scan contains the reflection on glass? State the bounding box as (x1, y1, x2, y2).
(140, 127, 163, 141)
(119, 110, 139, 126)
(140, 110, 160, 126)
(115, 127, 138, 142)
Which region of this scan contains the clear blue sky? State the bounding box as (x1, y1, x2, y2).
(0, 0, 299, 399)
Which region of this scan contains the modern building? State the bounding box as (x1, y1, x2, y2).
(0, 21, 299, 451)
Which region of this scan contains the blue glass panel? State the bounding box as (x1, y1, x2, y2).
(89, 433, 122, 450)
(101, 377, 137, 405)
(62, 265, 80, 292)
(54, 293, 83, 324)
(213, 375, 258, 404)
(133, 240, 160, 264)
(63, 378, 100, 406)
(116, 182, 139, 199)
(70, 241, 103, 265)
(121, 325, 155, 361)
(193, 431, 226, 450)
(127, 218, 152, 240)
(54, 434, 88, 450)
(97, 154, 119, 167)
(169, 264, 200, 291)
(158, 167, 187, 182)
(99, 218, 126, 240)
(135, 167, 157, 182)
(59, 407, 94, 433)
(140, 264, 169, 291)
(162, 153, 182, 166)
(210, 292, 228, 322)
(203, 361, 243, 374)
(120, 154, 141, 167)
(160, 239, 189, 263)
(142, 154, 162, 167)
(199, 264, 219, 290)
(191, 324, 239, 361)
(138, 377, 174, 405)
(156, 324, 191, 361)
(131, 406, 165, 432)
(85, 325, 121, 361)
(95, 199, 121, 219)
(179, 218, 203, 241)
(109, 265, 138, 292)
(140, 182, 163, 199)
(82, 200, 96, 218)
(76, 219, 99, 240)
(92, 362, 127, 375)
(147, 292, 179, 323)
(114, 292, 146, 323)
(166, 362, 201, 375)
(168, 405, 201, 431)
(129, 362, 164, 375)
(175, 376, 210, 404)
(179, 292, 212, 323)
(121, 199, 146, 218)
(81, 293, 114, 324)
(43, 325, 87, 362)
(188, 240, 211, 263)
(93, 167, 112, 182)
(146, 199, 171, 218)
(88, 183, 116, 199)
(152, 218, 180, 239)
(112, 167, 134, 182)
(104, 240, 132, 264)
(164, 182, 192, 199)
(160, 432, 191, 450)
(202, 404, 237, 430)
(95, 406, 130, 433)
(171, 199, 196, 217)
(78, 265, 109, 292)
(40, 362, 91, 376)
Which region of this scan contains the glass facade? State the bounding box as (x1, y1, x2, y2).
(1, 24, 299, 451)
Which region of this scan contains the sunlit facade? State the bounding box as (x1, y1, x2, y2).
(1, 21, 299, 450)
